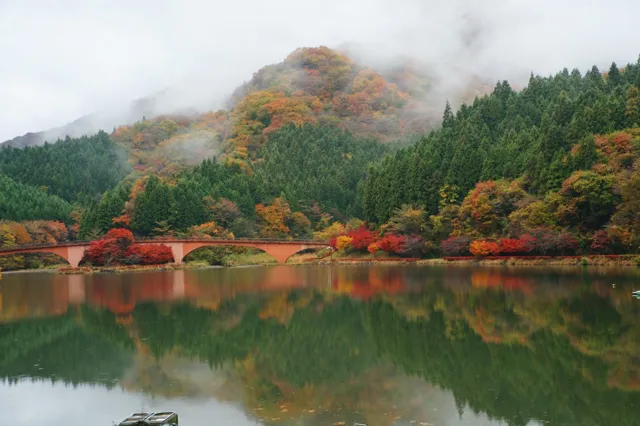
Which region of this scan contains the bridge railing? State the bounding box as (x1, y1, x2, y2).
(0, 237, 330, 253)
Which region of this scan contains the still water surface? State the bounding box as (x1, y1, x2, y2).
(0, 265, 639, 426)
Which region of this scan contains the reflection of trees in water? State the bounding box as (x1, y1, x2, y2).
(1, 271, 639, 425)
(0, 309, 132, 387)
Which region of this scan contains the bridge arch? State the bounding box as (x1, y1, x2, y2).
(176, 241, 327, 264)
(0, 245, 88, 268)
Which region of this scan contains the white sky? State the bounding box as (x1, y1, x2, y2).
(1, 0, 639, 141)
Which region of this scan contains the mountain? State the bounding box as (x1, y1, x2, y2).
(2, 46, 491, 171)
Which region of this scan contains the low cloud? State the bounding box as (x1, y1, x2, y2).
(1, 0, 639, 141)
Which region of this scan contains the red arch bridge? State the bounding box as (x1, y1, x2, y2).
(0, 238, 331, 268)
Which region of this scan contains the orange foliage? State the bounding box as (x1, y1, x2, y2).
(255, 198, 291, 238)
(470, 239, 501, 256)
(7, 223, 31, 245)
(188, 222, 230, 239)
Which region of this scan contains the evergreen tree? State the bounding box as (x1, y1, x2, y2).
(0, 173, 72, 221)
(0, 131, 130, 203)
(608, 62, 622, 87)
(172, 179, 208, 230)
(442, 101, 454, 129)
(131, 176, 176, 236)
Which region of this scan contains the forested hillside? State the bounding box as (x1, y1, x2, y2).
(363, 63, 640, 219)
(0, 131, 130, 203)
(254, 125, 388, 217)
(78, 125, 387, 239)
(0, 174, 72, 222)
(107, 47, 471, 174)
(353, 61, 640, 257)
(2, 49, 640, 263)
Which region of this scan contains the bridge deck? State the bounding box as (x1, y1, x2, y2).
(0, 238, 331, 267)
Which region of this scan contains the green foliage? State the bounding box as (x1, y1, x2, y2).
(255, 124, 387, 217)
(0, 131, 130, 203)
(363, 59, 640, 222)
(79, 184, 131, 238)
(131, 176, 176, 236)
(0, 173, 72, 221)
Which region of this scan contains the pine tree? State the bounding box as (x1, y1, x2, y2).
(608, 62, 622, 87)
(442, 101, 454, 129)
(131, 176, 176, 236)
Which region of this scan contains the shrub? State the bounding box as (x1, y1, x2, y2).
(104, 228, 134, 247)
(499, 235, 536, 255)
(346, 225, 378, 251)
(555, 232, 580, 255)
(398, 234, 425, 257)
(335, 235, 354, 252)
(378, 234, 405, 254)
(126, 244, 173, 265)
(441, 236, 471, 256)
(470, 239, 501, 256)
(85, 238, 124, 266)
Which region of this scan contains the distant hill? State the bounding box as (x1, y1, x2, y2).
(2, 46, 491, 173)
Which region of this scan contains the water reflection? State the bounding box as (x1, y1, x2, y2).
(0, 265, 638, 426)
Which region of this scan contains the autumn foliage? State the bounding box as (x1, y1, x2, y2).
(83, 228, 173, 266)
(470, 240, 501, 256)
(346, 225, 378, 250)
(377, 234, 405, 254)
(126, 244, 174, 265)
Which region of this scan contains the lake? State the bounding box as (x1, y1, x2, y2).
(0, 265, 638, 426)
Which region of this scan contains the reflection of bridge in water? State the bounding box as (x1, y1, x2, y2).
(0, 238, 330, 267)
(2, 265, 631, 323)
(0, 266, 419, 322)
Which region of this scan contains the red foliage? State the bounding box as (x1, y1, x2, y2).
(346, 225, 378, 251)
(85, 239, 124, 266)
(84, 229, 172, 266)
(556, 232, 580, 254)
(590, 230, 612, 253)
(329, 236, 338, 250)
(526, 228, 579, 255)
(378, 234, 405, 254)
(104, 228, 134, 247)
(398, 234, 426, 257)
(441, 236, 471, 256)
(499, 235, 536, 255)
(126, 244, 173, 265)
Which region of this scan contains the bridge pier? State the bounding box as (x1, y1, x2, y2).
(166, 243, 184, 265)
(66, 246, 86, 268)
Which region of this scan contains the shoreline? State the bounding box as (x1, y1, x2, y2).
(1, 254, 638, 275)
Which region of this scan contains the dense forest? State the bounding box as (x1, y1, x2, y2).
(0, 173, 72, 221)
(0, 131, 130, 203)
(1, 48, 640, 266)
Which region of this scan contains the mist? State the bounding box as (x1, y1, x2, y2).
(1, 0, 639, 142)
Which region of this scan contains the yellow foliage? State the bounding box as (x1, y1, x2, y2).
(255, 197, 292, 238)
(313, 222, 345, 240)
(335, 235, 353, 251)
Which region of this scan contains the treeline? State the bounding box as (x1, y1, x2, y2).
(355, 59, 640, 256)
(0, 131, 130, 203)
(78, 125, 387, 239)
(363, 60, 640, 221)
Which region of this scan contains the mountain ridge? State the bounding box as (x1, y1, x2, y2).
(2, 46, 491, 155)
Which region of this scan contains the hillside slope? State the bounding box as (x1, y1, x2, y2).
(4, 47, 490, 177)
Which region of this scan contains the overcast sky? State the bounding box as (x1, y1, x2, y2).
(1, 0, 639, 141)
